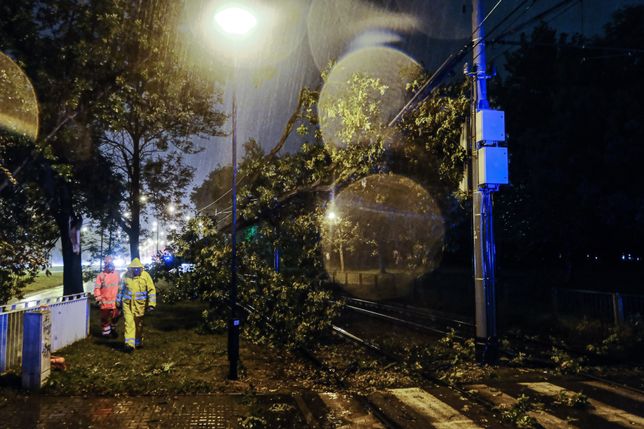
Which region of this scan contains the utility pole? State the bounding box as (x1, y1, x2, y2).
(469, 0, 508, 364)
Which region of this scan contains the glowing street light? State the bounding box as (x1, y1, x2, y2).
(214, 6, 257, 35)
(214, 3, 257, 381)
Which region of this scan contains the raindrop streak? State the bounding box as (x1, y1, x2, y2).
(307, 0, 419, 71)
(322, 174, 445, 301)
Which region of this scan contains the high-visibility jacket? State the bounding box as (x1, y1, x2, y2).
(117, 270, 156, 316)
(94, 271, 121, 309)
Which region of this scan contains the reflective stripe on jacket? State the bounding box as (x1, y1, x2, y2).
(117, 270, 156, 316)
(94, 271, 121, 310)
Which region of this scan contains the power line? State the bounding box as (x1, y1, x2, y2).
(471, 0, 506, 40)
(491, 39, 644, 54)
(470, 0, 536, 65)
(488, 0, 586, 65)
(473, 0, 581, 66)
(199, 0, 585, 212)
(389, 0, 536, 126)
(196, 173, 248, 213)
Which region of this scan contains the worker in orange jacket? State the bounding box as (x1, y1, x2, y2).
(94, 256, 121, 338)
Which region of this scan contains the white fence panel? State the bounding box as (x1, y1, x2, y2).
(1, 293, 89, 373)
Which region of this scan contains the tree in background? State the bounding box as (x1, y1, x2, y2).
(0, 0, 224, 296)
(93, 1, 225, 259)
(0, 139, 57, 302)
(494, 6, 644, 286)
(0, 0, 130, 295)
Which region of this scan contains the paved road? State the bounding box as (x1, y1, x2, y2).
(1, 377, 642, 428)
(5, 282, 93, 307)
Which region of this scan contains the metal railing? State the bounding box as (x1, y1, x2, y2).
(0, 293, 89, 373)
(552, 288, 644, 325)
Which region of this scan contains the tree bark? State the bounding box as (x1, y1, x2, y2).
(57, 213, 84, 296)
(129, 135, 142, 259)
(39, 160, 84, 295)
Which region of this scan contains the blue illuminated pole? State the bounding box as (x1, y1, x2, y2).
(471, 0, 498, 364)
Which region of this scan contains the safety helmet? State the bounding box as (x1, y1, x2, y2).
(128, 258, 144, 269)
(104, 255, 115, 272)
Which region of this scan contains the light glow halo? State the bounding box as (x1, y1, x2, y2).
(214, 6, 257, 35)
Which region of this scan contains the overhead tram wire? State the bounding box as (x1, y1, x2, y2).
(389, 0, 536, 127)
(491, 40, 644, 55)
(471, 0, 583, 66)
(200, 0, 578, 212)
(472, 0, 580, 66)
(492, 0, 581, 42)
(201, 0, 516, 209)
(390, 0, 584, 126)
(471, 0, 506, 40)
(196, 173, 249, 214)
(487, 0, 585, 65)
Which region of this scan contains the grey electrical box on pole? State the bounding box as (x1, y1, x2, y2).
(470, 0, 508, 364)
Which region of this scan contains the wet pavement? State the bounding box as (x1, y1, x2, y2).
(0, 393, 306, 428)
(1, 375, 643, 428)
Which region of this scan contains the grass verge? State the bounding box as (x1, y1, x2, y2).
(22, 272, 64, 295)
(0, 300, 322, 396)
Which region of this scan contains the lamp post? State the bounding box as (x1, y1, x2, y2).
(153, 221, 159, 254)
(214, 4, 257, 381)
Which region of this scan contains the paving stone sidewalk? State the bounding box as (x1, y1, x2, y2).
(0, 393, 307, 428)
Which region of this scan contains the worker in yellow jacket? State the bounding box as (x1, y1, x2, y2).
(117, 258, 156, 352)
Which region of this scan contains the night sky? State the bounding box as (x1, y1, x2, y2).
(186, 0, 644, 201)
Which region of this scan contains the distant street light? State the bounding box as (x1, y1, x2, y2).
(214, 3, 257, 381)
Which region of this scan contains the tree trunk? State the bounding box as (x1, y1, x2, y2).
(99, 225, 104, 271)
(129, 135, 142, 259)
(129, 228, 140, 260)
(339, 245, 345, 272)
(40, 161, 84, 295)
(58, 216, 84, 296)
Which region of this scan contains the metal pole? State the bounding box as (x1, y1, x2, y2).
(228, 58, 240, 380)
(99, 226, 104, 271)
(274, 247, 280, 272)
(471, 0, 497, 364)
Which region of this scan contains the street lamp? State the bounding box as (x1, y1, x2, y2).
(214, 3, 257, 381)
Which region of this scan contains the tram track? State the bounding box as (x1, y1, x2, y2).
(337, 296, 644, 396)
(237, 296, 643, 427)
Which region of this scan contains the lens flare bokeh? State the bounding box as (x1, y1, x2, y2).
(307, 0, 419, 71)
(318, 46, 421, 149)
(0, 52, 39, 141)
(322, 174, 445, 301)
